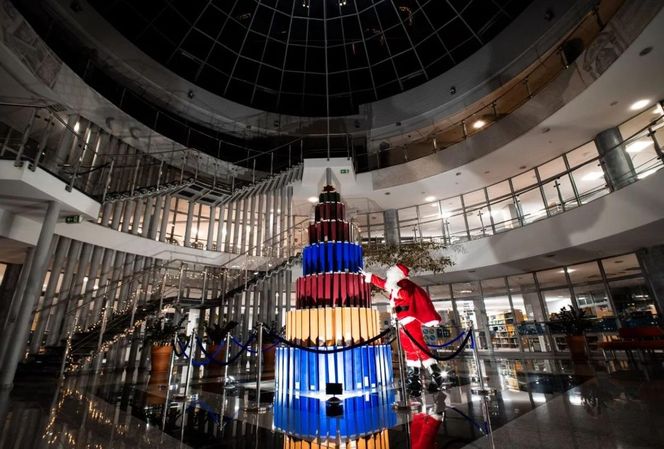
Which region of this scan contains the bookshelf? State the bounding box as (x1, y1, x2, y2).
(488, 311, 524, 350)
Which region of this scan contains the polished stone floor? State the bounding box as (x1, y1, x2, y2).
(1, 356, 663, 449)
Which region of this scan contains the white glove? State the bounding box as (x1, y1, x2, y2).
(359, 268, 372, 283)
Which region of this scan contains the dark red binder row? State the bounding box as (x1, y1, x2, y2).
(308, 220, 350, 244)
(296, 273, 372, 308)
(315, 202, 346, 221)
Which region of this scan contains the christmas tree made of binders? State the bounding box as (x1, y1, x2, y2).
(275, 185, 393, 398)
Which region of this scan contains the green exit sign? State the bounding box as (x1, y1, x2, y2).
(64, 215, 83, 224)
(340, 168, 350, 174)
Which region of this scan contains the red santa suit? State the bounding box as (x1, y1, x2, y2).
(411, 412, 443, 449)
(365, 264, 441, 368)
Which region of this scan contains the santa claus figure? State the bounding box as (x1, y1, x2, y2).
(362, 263, 446, 397)
(410, 392, 447, 449)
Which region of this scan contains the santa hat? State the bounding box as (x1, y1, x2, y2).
(395, 263, 410, 277)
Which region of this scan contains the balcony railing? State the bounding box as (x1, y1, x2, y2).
(357, 105, 664, 247)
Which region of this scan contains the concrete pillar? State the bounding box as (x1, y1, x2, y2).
(159, 195, 171, 242)
(0, 201, 61, 389)
(206, 205, 216, 251)
(141, 197, 153, 237)
(0, 264, 22, 327)
(184, 201, 195, 246)
(383, 209, 399, 246)
(46, 240, 82, 346)
(29, 238, 71, 354)
(636, 245, 664, 316)
(131, 199, 145, 235)
(594, 127, 636, 190)
(149, 195, 164, 240)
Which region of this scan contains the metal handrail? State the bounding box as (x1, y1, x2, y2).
(359, 111, 664, 244)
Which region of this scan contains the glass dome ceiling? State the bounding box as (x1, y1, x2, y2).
(90, 0, 533, 117)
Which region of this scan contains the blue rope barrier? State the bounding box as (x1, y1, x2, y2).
(190, 337, 226, 367)
(230, 335, 280, 353)
(427, 331, 467, 348)
(449, 406, 489, 434)
(231, 335, 257, 353)
(200, 335, 256, 366)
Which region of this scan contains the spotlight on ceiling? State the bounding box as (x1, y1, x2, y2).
(626, 139, 653, 153)
(472, 119, 486, 129)
(630, 99, 650, 110)
(307, 196, 318, 203)
(424, 196, 436, 202)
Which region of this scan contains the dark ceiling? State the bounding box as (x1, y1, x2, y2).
(88, 0, 533, 117)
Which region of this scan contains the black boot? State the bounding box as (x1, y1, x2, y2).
(427, 364, 447, 391)
(406, 367, 423, 398)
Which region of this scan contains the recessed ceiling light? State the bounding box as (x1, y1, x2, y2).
(472, 119, 486, 129)
(626, 140, 653, 153)
(581, 171, 604, 181)
(307, 196, 318, 203)
(559, 269, 576, 273)
(459, 289, 473, 294)
(425, 195, 436, 202)
(630, 99, 650, 110)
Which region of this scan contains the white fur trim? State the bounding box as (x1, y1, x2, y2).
(363, 272, 373, 283)
(423, 320, 441, 327)
(406, 359, 422, 368)
(421, 358, 438, 368)
(427, 412, 444, 421)
(400, 316, 415, 325)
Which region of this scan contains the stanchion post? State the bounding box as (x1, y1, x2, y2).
(183, 334, 194, 398)
(244, 323, 270, 413)
(162, 334, 177, 431)
(222, 331, 233, 388)
(470, 325, 494, 396)
(392, 320, 419, 410)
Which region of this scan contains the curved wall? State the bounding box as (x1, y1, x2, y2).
(38, 0, 589, 144)
(436, 168, 664, 283)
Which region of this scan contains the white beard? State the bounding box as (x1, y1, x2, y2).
(385, 266, 405, 297)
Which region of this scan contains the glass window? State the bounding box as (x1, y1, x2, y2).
(624, 134, 661, 179)
(542, 289, 573, 320)
(535, 268, 569, 289)
(418, 203, 442, 241)
(440, 196, 467, 243)
(566, 141, 600, 167)
(453, 281, 490, 349)
(607, 277, 658, 326)
(568, 158, 609, 204)
(538, 158, 578, 213)
(463, 189, 492, 239)
(487, 181, 519, 232)
(507, 274, 549, 352)
(601, 254, 641, 279)
(367, 213, 384, 245)
(482, 278, 519, 351)
(507, 274, 542, 321)
(427, 285, 458, 336)
(568, 261, 613, 319)
(618, 107, 657, 140)
(355, 213, 369, 244)
(398, 206, 418, 243)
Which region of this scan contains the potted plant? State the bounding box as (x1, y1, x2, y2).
(261, 321, 283, 380)
(145, 317, 184, 377)
(552, 306, 593, 361)
(203, 320, 239, 380)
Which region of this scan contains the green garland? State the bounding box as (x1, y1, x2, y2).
(363, 241, 453, 274)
